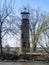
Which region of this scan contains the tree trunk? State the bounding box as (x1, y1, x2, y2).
(0, 18, 3, 59)
(0, 31, 3, 59)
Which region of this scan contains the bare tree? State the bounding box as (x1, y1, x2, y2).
(30, 8, 49, 52)
(0, 0, 16, 58)
(38, 33, 49, 54)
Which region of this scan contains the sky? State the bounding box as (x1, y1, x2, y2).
(1, 0, 49, 14)
(14, 0, 49, 12)
(1, 0, 49, 47)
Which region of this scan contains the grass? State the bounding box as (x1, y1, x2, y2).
(3, 50, 18, 55)
(26, 51, 47, 55)
(16, 51, 48, 56)
(1, 51, 49, 61)
(1, 50, 48, 56)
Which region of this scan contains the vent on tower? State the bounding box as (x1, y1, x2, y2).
(21, 8, 30, 19)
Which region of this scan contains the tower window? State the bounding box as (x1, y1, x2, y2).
(23, 42, 26, 47)
(22, 33, 25, 39)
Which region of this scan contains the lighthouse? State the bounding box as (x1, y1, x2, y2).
(21, 8, 30, 53)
